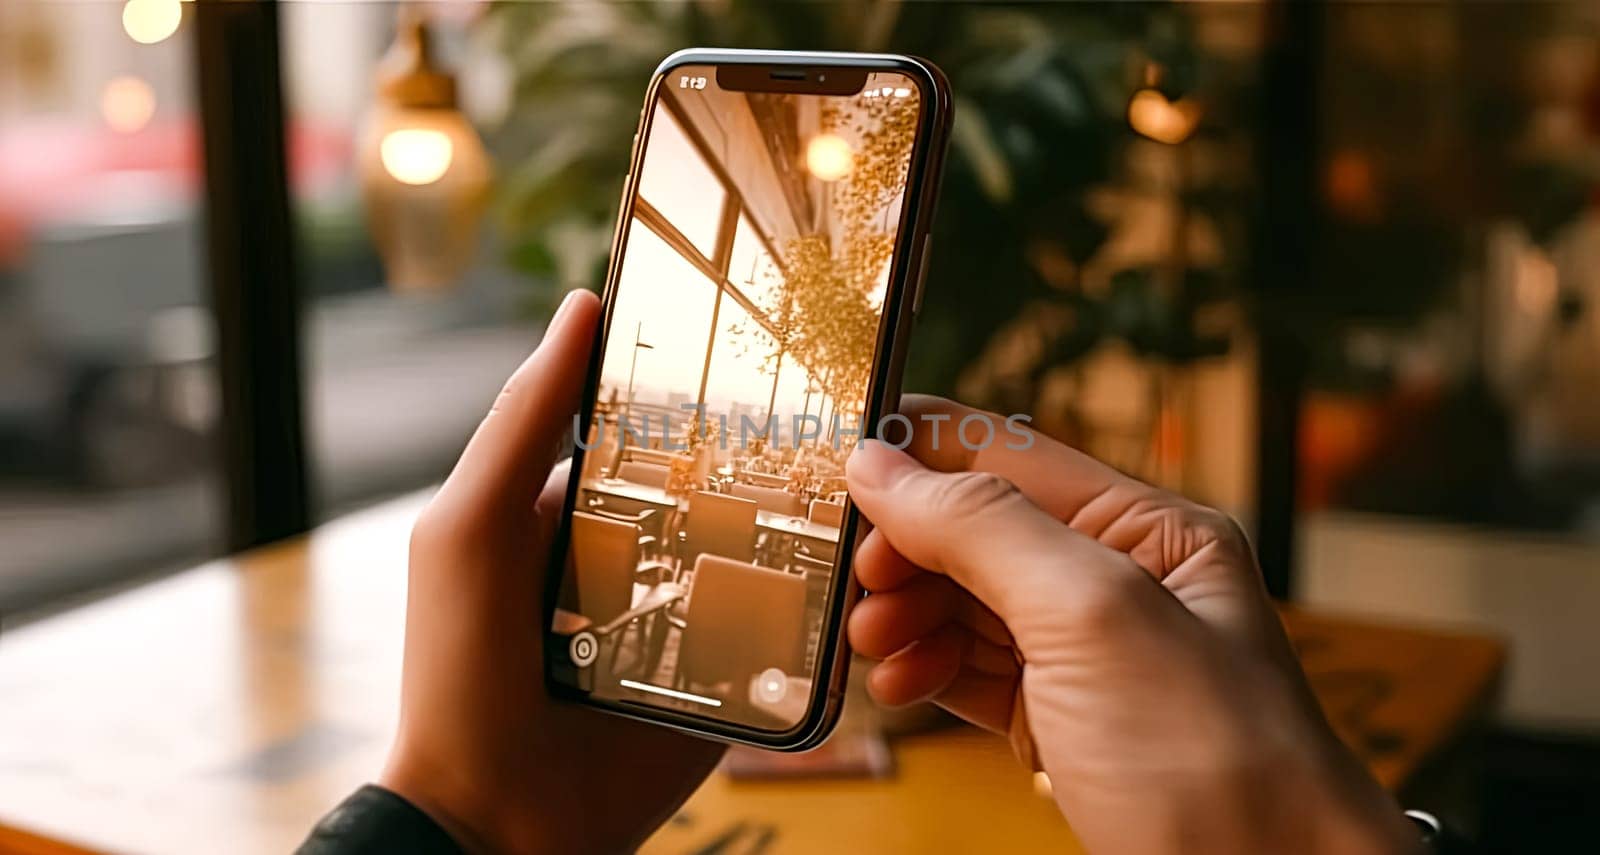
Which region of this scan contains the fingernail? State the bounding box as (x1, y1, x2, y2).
(548, 290, 580, 330)
(538, 291, 587, 354)
(848, 439, 912, 489)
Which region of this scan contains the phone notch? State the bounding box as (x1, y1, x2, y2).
(716, 64, 866, 96)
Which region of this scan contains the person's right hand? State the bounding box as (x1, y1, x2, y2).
(845, 396, 1421, 855)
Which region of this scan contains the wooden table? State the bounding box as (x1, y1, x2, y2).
(583, 477, 678, 510)
(0, 492, 1503, 855)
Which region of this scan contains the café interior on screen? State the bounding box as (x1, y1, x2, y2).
(551, 68, 920, 728)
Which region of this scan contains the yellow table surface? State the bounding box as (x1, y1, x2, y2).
(0, 492, 1502, 854)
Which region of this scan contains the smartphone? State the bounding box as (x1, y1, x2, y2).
(543, 48, 951, 750)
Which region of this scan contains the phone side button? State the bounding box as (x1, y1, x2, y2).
(607, 177, 633, 254)
(911, 235, 933, 315)
(612, 176, 633, 223)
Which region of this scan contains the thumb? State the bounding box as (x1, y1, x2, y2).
(846, 439, 1155, 635)
(438, 289, 600, 512)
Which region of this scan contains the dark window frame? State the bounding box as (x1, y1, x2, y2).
(193, 0, 311, 552)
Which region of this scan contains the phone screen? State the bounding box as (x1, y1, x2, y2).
(549, 64, 925, 732)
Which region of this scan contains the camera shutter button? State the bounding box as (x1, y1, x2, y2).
(569, 631, 599, 667)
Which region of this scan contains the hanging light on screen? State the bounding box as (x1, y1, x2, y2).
(359, 10, 490, 292)
(805, 133, 854, 181)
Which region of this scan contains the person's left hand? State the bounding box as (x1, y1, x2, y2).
(379, 290, 724, 854)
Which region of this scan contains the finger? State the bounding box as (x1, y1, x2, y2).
(848, 575, 961, 658)
(896, 394, 1143, 526)
(439, 290, 600, 510)
(864, 623, 966, 705)
(932, 669, 1020, 735)
(894, 395, 1249, 583)
(849, 574, 1009, 658)
(847, 439, 1152, 629)
(858, 613, 1017, 673)
(866, 647, 1018, 734)
(853, 529, 923, 592)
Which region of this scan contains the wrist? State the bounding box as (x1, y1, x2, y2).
(379, 747, 579, 855)
(1295, 729, 1426, 855)
(378, 755, 501, 855)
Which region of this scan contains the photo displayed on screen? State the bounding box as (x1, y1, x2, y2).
(548, 67, 923, 730)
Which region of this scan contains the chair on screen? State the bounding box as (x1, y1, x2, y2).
(679, 491, 757, 567)
(584, 506, 666, 560)
(617, 460, 670, 489)
(674, 554, 807, 699)
(571, 511, 676, 675)
(816, 476, 848, 497)
(794, 499, 843, 564)
(808, 499, 844, 528)
(731, 482, 804, 517)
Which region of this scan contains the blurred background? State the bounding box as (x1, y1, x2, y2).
(2, 1, 1598, 850)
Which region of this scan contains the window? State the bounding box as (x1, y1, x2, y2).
(635, 104, 725, 262)
(701, 296, 779, 423)
(729, 213, 785, 314)
(0, 1, 222, 612)
(280, 3, 542, 518)
(600, 224, 718, 410)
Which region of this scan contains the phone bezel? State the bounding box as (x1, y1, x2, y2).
(542, 48, 952, 751)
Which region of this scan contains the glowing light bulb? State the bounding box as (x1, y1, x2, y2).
(101, 76, 157, 134)
(804, 133, 854, 182)
(380, 128, 454, 186)
(122, 0, 182, 45)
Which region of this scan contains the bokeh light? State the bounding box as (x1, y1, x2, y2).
(100, 76, 157, 134)
(804, 133, 854, 182)
(122, 0, 182, 46)
(1127, 88, 1202, 145)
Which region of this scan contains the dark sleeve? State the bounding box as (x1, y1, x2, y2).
(297, 785, 466, 855)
